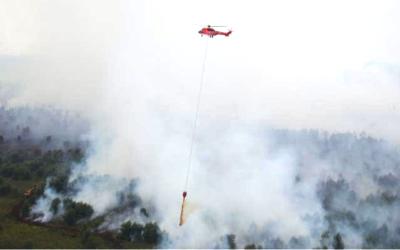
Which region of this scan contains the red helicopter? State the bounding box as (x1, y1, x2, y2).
(198, 25, 232, 38)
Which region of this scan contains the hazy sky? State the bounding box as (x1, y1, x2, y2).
(1, 0, 400, 142)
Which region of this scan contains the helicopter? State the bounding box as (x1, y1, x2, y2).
(198, 25, 232, 38)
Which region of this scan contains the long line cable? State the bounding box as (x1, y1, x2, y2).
(184, 40, 209, 191)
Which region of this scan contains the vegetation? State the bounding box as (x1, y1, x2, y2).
(244, 243, 257, 249)
(333, 233, 345, 249)
(143, 223, 162, 245)
(0, 178, 12, 196)
(226, 234, 237, 249)
(0, 108, 154, 248)
(119, 221, 144, 242)
(2, 107, 400, 248)
(50, 198, 61, 215)
(49, 175, 69, 194)
(118, 221, 162, 245)
(63, 198, 94, 225)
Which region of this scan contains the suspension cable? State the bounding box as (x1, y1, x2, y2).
(184, 40, 209, 191)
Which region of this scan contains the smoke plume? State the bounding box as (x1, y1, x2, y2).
(2, 0, 400, 248)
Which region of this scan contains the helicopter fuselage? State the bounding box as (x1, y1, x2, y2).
(198, 27, 232, 38)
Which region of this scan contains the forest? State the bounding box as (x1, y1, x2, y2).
(1, 107, 400, 248)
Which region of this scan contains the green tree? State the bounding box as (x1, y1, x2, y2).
(0, 166, 14, 178)
(333, 233, 345, 249)
(140, 207, 149, 217)
(63, 199, 94, 225)
(0, 178, 11, 196)
(80, 227, 97, 248)
(131, 223, 144, 242)
(12, 168, 31, 180)
(320, 231, 330, 249)
(0, 184, 11, 196)
(49, 175, 69, 193)
(143, 222, 161, 244)
(244, 244, 257, 249)
(227, 234, 237, 249)
(68, 148, 83, 162)
(119, 221, 133, 241)
(50, 198, 61, 215)
(119, 221, 145, 242)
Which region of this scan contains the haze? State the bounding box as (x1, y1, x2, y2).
(2, 1, 400, 248)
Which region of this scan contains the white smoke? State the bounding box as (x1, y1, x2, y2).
(31, 179, 66, 222)
(2, 0, 400, 248)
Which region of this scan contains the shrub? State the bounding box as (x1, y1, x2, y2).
(0, 167, 31, 180)
(80, 228, 97, 248)
(22, 241, 33, 249)
(12, 168, 31, 180)
(20, 200, 31, 218)
(0, 167, 14, 178)
(0, 181, 11, 196)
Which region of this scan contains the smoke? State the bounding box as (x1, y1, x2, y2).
(31, 179, 63, 222)
(2, 0, 400, 248)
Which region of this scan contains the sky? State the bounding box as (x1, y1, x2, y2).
(1, 0, 400, 142)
